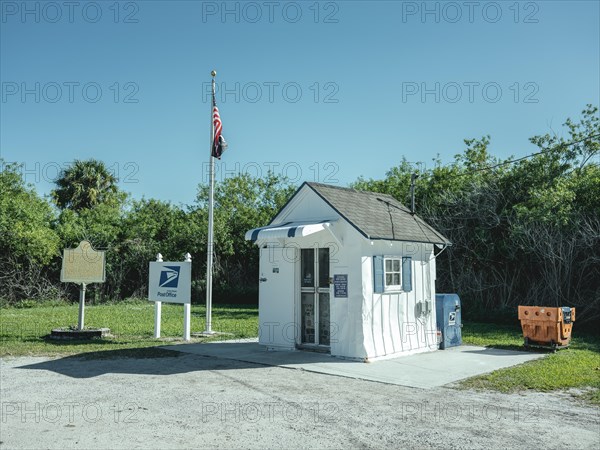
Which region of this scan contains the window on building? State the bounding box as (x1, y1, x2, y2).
(384, 257, 401, 289)
(373, 255, 412, 294)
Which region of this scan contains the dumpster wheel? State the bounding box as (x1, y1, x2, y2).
(523, 339, 569, 352)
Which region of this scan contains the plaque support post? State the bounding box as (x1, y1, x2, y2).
(78, 283, 86, 330)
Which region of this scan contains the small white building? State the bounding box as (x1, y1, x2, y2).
(245, 182, 451, 361)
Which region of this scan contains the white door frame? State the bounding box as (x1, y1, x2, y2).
(297, 247, 330, 349)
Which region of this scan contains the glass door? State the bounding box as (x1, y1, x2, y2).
(300, 248, 330, 347)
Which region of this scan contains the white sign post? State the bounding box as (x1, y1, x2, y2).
(183, 253, 192, 341)
(154, 253, 163, 338)
(148, 253, 192, 341)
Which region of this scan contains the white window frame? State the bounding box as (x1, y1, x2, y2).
(383, 256, 402, 292)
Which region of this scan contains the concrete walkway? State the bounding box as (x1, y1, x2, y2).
(163, 340, 546, 389)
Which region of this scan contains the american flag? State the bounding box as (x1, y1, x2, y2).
(211, 95, 227, 159)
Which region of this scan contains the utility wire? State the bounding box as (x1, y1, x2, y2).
(370, 133, 599, 243)
(441, 133, 600, 178)
(377, 197, 448, 244)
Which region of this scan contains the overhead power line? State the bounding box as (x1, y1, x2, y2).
(447, 133, 600, 177)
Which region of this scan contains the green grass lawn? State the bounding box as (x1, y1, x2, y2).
(461, 322, 600, 405)
(0, 300, 258, 357)
(2, 302, 599, 405)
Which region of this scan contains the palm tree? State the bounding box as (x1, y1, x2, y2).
(52, 159, 122, 210)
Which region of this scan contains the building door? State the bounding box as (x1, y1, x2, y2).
(258, 246, 296, 348)
(300, 248, 330, 347)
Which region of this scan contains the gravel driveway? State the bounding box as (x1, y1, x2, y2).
(1, 352, 598, 449)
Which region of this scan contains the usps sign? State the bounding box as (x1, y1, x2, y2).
(149, 261, 191, 304)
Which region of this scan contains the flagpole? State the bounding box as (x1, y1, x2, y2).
(204, 70, 217, 334)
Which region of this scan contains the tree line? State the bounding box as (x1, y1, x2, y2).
(1, 105, 598, 327)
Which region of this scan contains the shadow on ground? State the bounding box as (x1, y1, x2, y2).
(15, 342, 339, 379)
(15, 342, 548, 389)
(464, 344, 550, 353)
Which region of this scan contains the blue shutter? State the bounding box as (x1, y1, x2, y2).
(402, 257, 412, 292)
(373, 255, 384, 293)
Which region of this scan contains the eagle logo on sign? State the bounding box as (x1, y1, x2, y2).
(159, 266, 181, 288)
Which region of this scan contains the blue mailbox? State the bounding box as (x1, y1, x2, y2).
(435, 294, 462, 349)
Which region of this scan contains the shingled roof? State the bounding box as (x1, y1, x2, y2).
(297, 182, 451, 245)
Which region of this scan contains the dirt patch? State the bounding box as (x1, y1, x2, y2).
(1, 354, 598, 449)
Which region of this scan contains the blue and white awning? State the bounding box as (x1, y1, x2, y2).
(245, 220, 335, 242)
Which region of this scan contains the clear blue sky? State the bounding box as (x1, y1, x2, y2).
(1, 0, 599, 206)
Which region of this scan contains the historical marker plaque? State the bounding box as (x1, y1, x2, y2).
(60, 240, 106, 284)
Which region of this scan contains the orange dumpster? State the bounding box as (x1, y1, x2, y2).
(518, 306, 576, 350)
